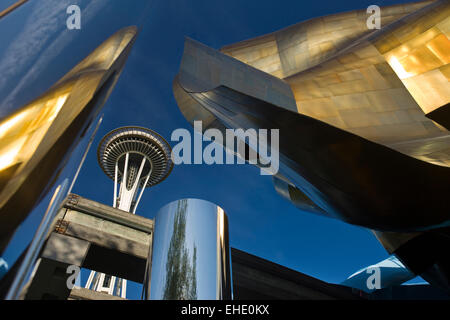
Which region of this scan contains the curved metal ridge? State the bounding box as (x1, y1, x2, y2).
(97, 126, 173, 187)
(0, 26, 140, 253)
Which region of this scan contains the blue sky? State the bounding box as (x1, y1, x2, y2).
(2, 0, 425, 299)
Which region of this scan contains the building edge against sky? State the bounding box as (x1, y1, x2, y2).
(0, 0, 154, 257)
(172, 0, 450, 292)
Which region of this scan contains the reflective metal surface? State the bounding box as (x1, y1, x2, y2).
(0, 0, 151, 254)
(0, 26, 138, 253)
(172, 1, 450, 291)
(272, 175, 325, 216)
(222, 0, 450, 167)
(174, 38, 450, 232)
(148, 199, 232, 300)
(5, 179, 69, 300)
(341, 255, 415, 293)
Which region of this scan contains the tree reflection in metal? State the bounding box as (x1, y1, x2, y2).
(149, 198, 232, 300)
(163, 199, 198, 300)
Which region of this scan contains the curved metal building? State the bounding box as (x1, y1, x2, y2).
(172, 0, 450, 292)
(0, 0, 153, 255)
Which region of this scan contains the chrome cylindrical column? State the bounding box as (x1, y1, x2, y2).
(148, 199, 232, 300)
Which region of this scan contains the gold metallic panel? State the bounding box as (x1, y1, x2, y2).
(222, 2, 433, 78)
(0, 26, 138, 251)
(381, 3, 450, 114)
(172, 2, 450, 292)
(220, 0, 450, 167)
(173, 34, 450, 233)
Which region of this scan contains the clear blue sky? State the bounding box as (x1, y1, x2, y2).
(2, 0, 425, 299)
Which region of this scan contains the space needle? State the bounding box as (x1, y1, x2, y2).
(85, 127, 173, 298)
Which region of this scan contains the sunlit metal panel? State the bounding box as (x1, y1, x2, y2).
(0, 0, 152, 254)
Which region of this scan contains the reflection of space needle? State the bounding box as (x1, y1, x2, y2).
(86, 126, 173, 298)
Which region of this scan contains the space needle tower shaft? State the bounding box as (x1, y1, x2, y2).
(85, 127, 173, 298)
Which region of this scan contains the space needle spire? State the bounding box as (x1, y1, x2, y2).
(85, 126, 173, 298)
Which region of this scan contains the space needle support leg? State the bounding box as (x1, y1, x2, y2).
(121, 279, 127, 298)
(114, 160, 118, 207)
(133, 168, 151, 214)
(128, 157, 147, 211)
(85, 270, 95, 289)
(122, 153, 129, 191)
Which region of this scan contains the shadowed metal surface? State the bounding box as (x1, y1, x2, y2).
(174, 38, 450, 232)
(172, 2, 450, 291)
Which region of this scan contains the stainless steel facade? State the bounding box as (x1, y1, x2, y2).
(174, 37, 450, 232)
(148, 199, 232, 300)
(0, 0, 152, 254)
(172, 1, 450, 292)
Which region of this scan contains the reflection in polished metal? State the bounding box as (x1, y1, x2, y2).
(172, 1, 450, 291)
(0, 26, 139, 253)
(341, 255, 415, 293)
(174, 37, 450, 232)
(68, 116, 104, 195)
(5, 178, 69, 300)
(148, 199, 232, 300)
(85, 127, 173, 298)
